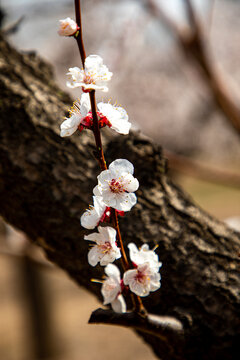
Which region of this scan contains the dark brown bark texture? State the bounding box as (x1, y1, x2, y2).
(0, 35, 239, 360)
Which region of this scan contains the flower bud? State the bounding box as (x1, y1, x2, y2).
(58, 17, 78, 37)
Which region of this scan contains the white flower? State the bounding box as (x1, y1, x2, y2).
(60, 93, 91, 136)
(80, 196, 108, 229)
(97, 102, 131, 135)
(123, 263, 161, 297)
(60, 94, 130, 136)
(128, 243, 162, 271)
(93, 159, 139, 212)
(84, 226, 121, 266)
(58, 17, 78, 36)
(123, 243, 162, 297)
(101, 264, 126, 313)
(66, 55, 112, 92)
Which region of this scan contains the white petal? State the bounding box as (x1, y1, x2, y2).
(128, 243, 140, 263)
(93, 196, 106, 217)
(111, 295, 126, 313)
(60, 115, 80, 137)
(102, 194, 117, 209)
(122, 174, 139, 192)
(115, 106, 128, 121)
(109, 159, 134, 176)
(99, 226, 116, 240)
(80, 208, 99, 229)
(85, 54, 103, 71)
(84, 233, 98, 242)
(128, 243, 161, 270)
(82, 83, 109, 92)
(97, 169, 112, 182)
(97, 103, 131, 135)
(100, 248, 121, 266)
(123, 269, 137, 286)
(80, 93, 91, 117)
(132, 282, 150, 297)
(97, 102, 112, 115)
(87, 246, 101, 267)
(66, 67, 85, 88)
(111, 121, 131, 135)
(114, 192, 137, 212)
(149, 275, 161, 292)
(102, 280, 120, 304)
(105, 263, 121, 280)
(93, 185, 101, 197)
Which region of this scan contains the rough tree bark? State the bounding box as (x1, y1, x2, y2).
(0, 35, 239, 360)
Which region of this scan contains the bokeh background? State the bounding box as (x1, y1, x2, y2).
(0, 0, 240, 359)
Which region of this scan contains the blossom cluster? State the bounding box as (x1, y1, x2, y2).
(58, 17, 162, 313)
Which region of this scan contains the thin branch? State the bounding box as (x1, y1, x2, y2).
(89, 90, 107, 170)
(73, 0, 145, 314)
(145, 0, 183, 37)
(165, 150, 240, 189)
(146, 0, 240, 137)
(74, 0, 86, 65)
(2, 15, 25, 35)
(89, 308, 184, 340)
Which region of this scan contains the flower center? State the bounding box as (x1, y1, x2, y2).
(109, 179, 125, 193)
(84, 72, 96, 84)
(136, 270, 148, 284)
(100, 241, 112, 254)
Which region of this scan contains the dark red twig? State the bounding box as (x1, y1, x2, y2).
(74, 0, 86, 65)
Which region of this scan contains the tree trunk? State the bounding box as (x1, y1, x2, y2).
(0, 35, 239, 360)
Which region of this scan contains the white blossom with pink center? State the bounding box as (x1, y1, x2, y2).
(61, 94, 130, 136)
(60, 93, 90, 136)
(84, 226, 121, 266)
(97, 102, 131, 135)
(123, 263, 161, 297)
(80, 196, 108, 229)
(123, 242, 162, 297)
(58, 17, 78, 36)
(93, 159, 139, 212)
(101, 264, 126, 313)
(66, 55, 112, 92)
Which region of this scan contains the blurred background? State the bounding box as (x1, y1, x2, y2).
(0, 0, 240, 359)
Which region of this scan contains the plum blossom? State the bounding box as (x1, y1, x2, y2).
(80, 197, 124, 229)
(84, 226, 121, 266)
(80, 196, 110, 229)
(101, 264, 126, 313)
(66, 55, 112, 92)
(58, 17, 78, 36)
(128, 243, 162, 271)
(93, 159, 139, 212)
(61, 94, 130, 136)
(123, 243, 162, 297)
(60, 93, 91, 136)
(123, 263, 161, 297)
(97, 102, 131, 135)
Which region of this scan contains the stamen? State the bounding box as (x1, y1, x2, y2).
(152, 244, 159, 251)
(69, 99, 81, 115)
(109, 178, 125, 193)
(91, 278, 104, 284)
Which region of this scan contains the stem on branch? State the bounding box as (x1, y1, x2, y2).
(89, 91, 107, 171)
(74, 0, 86, 64)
